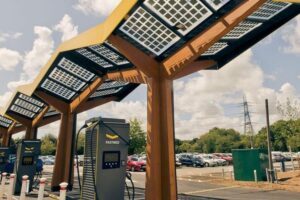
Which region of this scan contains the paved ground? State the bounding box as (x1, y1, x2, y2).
(3, 164, 300, 199)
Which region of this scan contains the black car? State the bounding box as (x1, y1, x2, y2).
(191, 156, 204, 167)
(178, 154, 193, 166)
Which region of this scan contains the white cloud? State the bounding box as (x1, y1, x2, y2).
(54, 14, 78, 42)
(73, 0, 121, 16)
(0, 32, 23, 43)
(0, 48, 23, 71)
(281, 15, 300, 54)
(0, 91, 13, 106)
(22, 26, 54, 79)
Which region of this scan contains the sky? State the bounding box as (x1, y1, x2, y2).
(1, 0, 300, 140)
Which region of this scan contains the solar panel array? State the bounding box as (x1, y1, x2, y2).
(44, 107, 60, 118)
(0, 115, 13, 128)
(40, 57, 96, 101)
(116, 0, 292, 58)
(9, 93, 45, 119)
(202, 0, 291, 56)
(89, 80, 129, 99)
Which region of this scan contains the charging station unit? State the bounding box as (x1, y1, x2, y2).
(13, 139, 41, 194)
(0, 147, 10, 173)
(81, 118, 129, 200)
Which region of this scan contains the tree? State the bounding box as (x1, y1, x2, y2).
(41, 134, 57, 155)
(277, 97, 300, 120)
(76, 133, 85, 155)
(195, 127, 242, 153)
(128, 118, 146, 155)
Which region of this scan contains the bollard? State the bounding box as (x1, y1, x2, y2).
(7, 173, 15, 200)
(37, 178, 47, 200)
(20, 175, 29, 200)
(59, 182, 68, 200)
(222, 168, 225, 179)
(254, 170, 257, 183)
(265, 168, 269, 182)
(0, 172, 7, 198)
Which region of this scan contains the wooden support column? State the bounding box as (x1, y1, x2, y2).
(51, 112, 76, 191)
(146, 77, 177, 200)
(1, 130, 9, 147)
(24, 126, 37, 139)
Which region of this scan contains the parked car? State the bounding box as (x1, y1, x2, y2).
(127, 156, 146, 172)
(213, 153, 232, 165)
(211, 155, 227, 166)
(272, 152, 285, 162)
(199, 155, 218, 167)
(178, 154, 193, 166)
(191, 156, 204, 167)
(43, 158, 54, 165)
(175, 156, 182, 167)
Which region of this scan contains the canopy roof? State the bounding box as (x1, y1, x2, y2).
(0, 0, 299, 133)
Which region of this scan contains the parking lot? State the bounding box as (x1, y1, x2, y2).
(40, 165, 300, 200)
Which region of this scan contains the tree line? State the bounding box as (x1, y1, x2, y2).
(7, 117, 300, 156)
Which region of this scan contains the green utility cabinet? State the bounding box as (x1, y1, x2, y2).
(232, 149, 269, 181)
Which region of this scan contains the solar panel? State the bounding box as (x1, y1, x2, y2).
(222, 21, 262, 40)
(119, 7, 180, 56)
(248, 0, 291, 21)
(10, 105, 35, 118)
(144, 0, 212, 36)
(76, 48, 114, 68)
(19, 94, 44, 107)
(90, 88, 122, 98)
(204, 0, 231, 11)
(49, 68, 86, 91)
(14, 99, 41, 113)
(0, 121, 10, 128)
(89, 45, 130, 66)
(44, 110, 60, 117)
(0, 115, 12, 124)
(202, 42, 228, 56)
(97, 81, 129, 91)
(58, 57, 95, 81)
(41, 79, 76, 100)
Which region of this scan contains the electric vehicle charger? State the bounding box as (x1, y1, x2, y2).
(13, 139, 41, 194)
(75, 117, 135, 200)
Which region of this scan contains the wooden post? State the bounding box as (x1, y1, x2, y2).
(1, 132, 9, 147)
(24, 126, 37, 140)
(146, 78, 177, 200)
(51, 112, 76, 191)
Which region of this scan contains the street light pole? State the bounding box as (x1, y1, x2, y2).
(265, 99, 274, 182)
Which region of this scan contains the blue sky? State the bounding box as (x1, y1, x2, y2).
(1, 0, 300, 139)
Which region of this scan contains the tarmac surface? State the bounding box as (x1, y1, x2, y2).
(3, 164, 300, 199)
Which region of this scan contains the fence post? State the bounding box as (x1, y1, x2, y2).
(38, 178, 47, 200)
(254, 170, 257, 183)
(0, 172, 7, 198)
(7, 173, 15, 200)
(59, 182, 68, 200)
(20, 175, 29, 200)
(222, 168, 225, 179)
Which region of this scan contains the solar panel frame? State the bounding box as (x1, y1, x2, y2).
(76, 48, 114, 69)
(0, 121, 10, 128)
(202, 42, 228, 56)
(10, 105, 35, 119)
(248, 0, 291, 21)
(19, 93, 44, 107)
(96, 81, 129, 91)
(222, 20, 262, 40)
(204, 0, 231, 11)
(90, 87, 123, 99)
(41, 78, 76, 100)
(119, 6, 181, 56)
(49, 68, 86, 91)
(14, 99, 41, 113)
(143, 0, 213, 36)
(89, 44, 130, 66)
(58, 57, 95, 81)
(0, 115, 13, 124)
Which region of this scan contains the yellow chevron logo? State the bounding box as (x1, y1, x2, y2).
(25, 147, 34, 151)
(0, 152, 5, 157)
(106, 133, 119, 140)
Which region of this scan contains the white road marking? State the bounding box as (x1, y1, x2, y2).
(183, 185, 240, 195)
